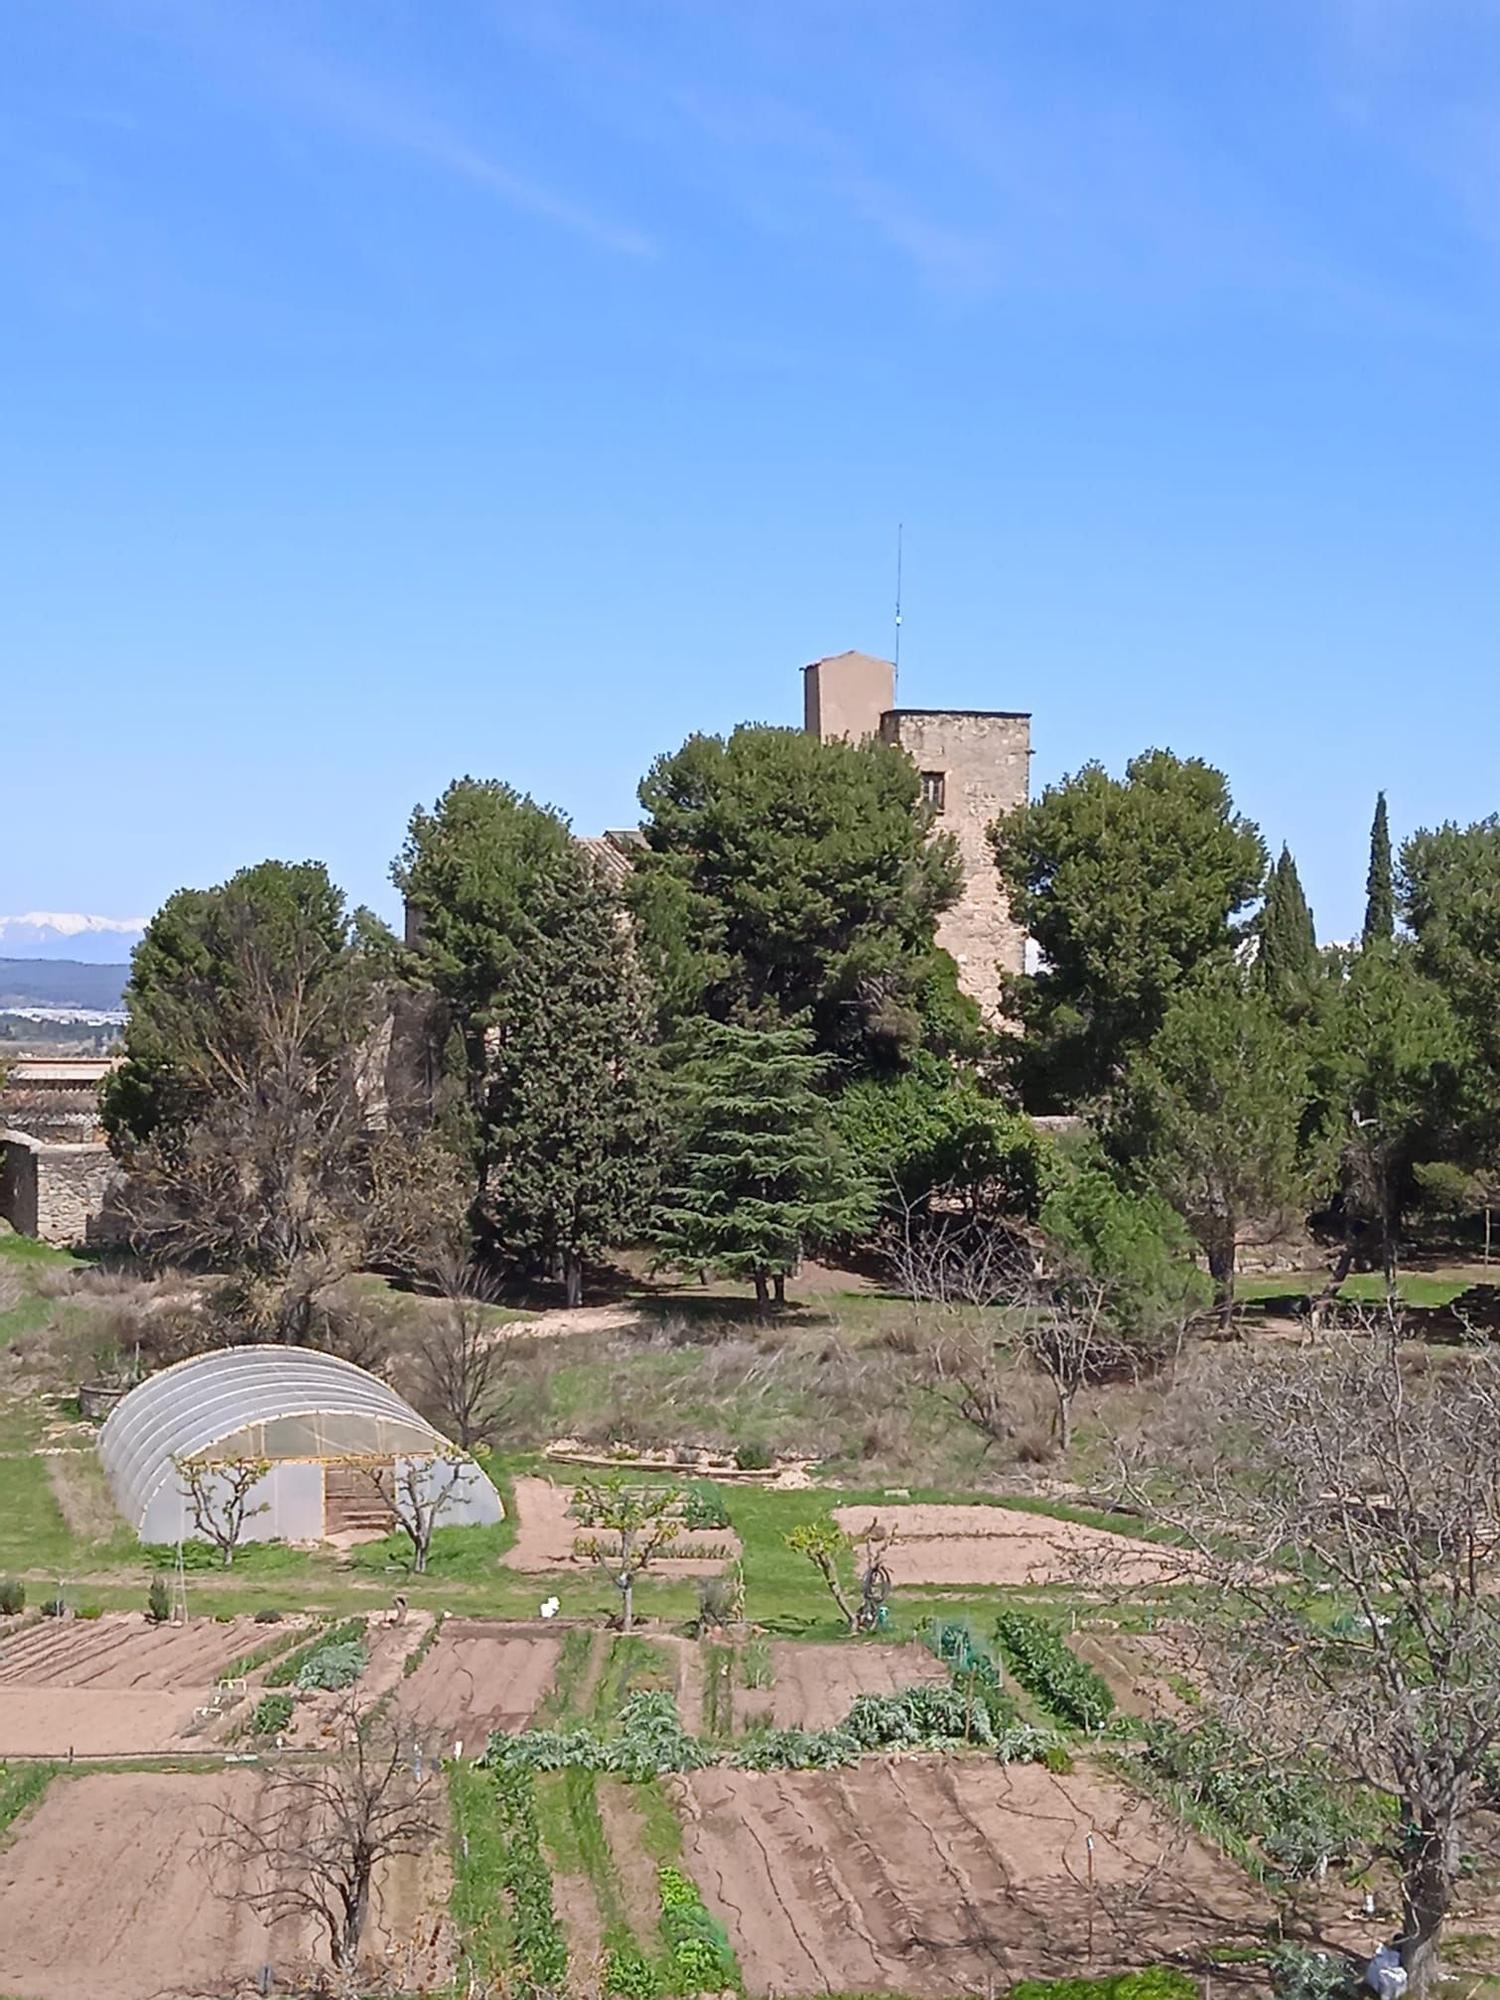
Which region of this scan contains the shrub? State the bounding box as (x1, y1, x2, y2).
(993, 1610, 1115, 1731)
(679, 1485, 730, 1531)
(0, 1578, 25, 1616)
(658, 1864, 738, 1994)
(1268, 1947, 1359, 2000)
(252, 1607, 284, 1624)
(249, 1692, 294, 1737)
(77, 1603, 103, 1621)
(147, 1576, 171, 1624)
(295, 1639, 367, 1692)
(733, 1441, 773, 1471)
(40, 1596, 66, 1619)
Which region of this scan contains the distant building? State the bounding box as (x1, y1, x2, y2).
(0, 1056, 124, 1247)
(802, 651, 1031, 1022)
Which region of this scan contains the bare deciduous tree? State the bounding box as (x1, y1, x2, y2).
(409, 1256, 513, 1450)
(889, 1203, 1148, 1455)
(1118, 1315, 1500, 1994)
(571, 1477, 682, 1632)
(361, 1452, 469, 1575)
(173, 1454, 270, 1566)
(204, 1704, 440, 1977)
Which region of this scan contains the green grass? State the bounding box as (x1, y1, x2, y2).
(534, 1626, 597, 1727)
(1237, 1271, 1471, 1308)
(0, 1762, 55, 1838)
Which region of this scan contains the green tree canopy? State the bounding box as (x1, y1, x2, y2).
(1309, 944, 1465, 1286)
(991, 748, 1266, 1110)
(1256, 845, 1319, 1013)
(1038, 1163, 1210, 1342)
(395, 779, 659, 1301)
(481, 852, 661, 1305)
(1363, 791, 1395, 948)
(1111, 964, 1316, 1321)
(1400, 816, 1500, 1161)
(103, 858, 373, 1152)
(652, 1018, 876, 1310)
(629, 724, 971, 1071)
(834, 1053, 1047, 1221)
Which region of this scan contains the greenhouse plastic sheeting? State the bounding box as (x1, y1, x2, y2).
(96, 1343, 500, 1542)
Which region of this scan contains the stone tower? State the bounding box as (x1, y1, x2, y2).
(802, 651, 1030, 1023)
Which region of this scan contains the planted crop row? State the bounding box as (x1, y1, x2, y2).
(493, 1764, 570, 1993)
(0, 1763, 53, 1836)
(1132, 1719, 1377, 1880)
(923, 1618, 1017, 1732)
(993, 1610, 1115, 1732)
(486, 1680, 1066, 1779)
(657, 1864, 739, 1995)
(262, 1615, 366, 1688)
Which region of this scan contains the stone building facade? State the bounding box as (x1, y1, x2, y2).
(802, 651, 1030, 1022)
(0, 1130, 123, 1246)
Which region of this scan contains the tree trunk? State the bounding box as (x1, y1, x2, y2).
(752, 1270, 770, 1317)
(1400, 1819, 1460, 1994)
(563, 1252, 583, 1310)
(1207, 1234, 1237, 1333)
(621, 1570, 634, 1633)
(413, 1539, 428, 1574)
(772, 1272, 786, 1307)
(338, 1871, 371, 1971)
(1055, 1383, 1073, 1455)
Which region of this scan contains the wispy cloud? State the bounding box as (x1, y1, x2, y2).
(131, 0, 654, 258)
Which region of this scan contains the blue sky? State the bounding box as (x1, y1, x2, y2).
(4, 0, 1499, 950)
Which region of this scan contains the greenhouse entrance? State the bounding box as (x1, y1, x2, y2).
(323, 1459, 396, 1535)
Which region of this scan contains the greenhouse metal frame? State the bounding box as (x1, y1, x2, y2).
(97, 1344, 503, 1547)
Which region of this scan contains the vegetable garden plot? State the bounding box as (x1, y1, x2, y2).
(830, 1502, 1191, 1587)
(0, 1613, 289, 1757)
(759, 1641, 950, 1731)
(395, 1621, 562, 1745)
(675, 1754, 1265, 1997)
(0, 1769, 452, 2000)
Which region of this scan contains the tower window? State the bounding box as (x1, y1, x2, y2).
(921, 770, 946, 812)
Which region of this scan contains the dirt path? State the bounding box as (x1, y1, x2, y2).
(596, 1780, 662, 1944)
(503, 1303, 645, 1342)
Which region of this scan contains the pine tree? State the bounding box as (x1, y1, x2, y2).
(653, 1019, 876, 1312)
(1257, 846, 1318, 1009)
(1363, 792, 1395, 947)
(481, 849, 661, 1307)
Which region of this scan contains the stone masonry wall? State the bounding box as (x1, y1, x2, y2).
(881, 709, 1030, 1023)
(0, 1132, 125, 1247)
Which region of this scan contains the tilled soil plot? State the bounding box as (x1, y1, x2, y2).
(0, 1769, 452, 2000)
(676, 1755, 1265, 1997)
(0, 1614, 291, 1757)
(504, 1477, 742, 1576)
(394, 1621, 561, 1750)
(761, 1642, 950, 1731)
(0, 1613, 266, 1689)
(831, 1503, 1191, 1588)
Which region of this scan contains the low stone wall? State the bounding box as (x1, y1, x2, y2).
(0, 1130, 125, 1247)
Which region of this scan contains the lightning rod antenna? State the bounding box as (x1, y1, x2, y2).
(894, 522, 903, 695)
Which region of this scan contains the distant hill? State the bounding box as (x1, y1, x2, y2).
(0, 958, 129, 1012)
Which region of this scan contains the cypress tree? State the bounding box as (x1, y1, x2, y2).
(1258, 846, 1318, 1006)
(653, 1019, 876, 1312)
(1363, 792, 1395, 947)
